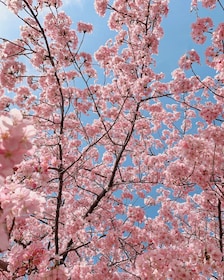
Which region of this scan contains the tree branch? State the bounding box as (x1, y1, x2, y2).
(0, 260, 9, 272)
(217, 199, 223, 254)
(84, 103, 140, 218)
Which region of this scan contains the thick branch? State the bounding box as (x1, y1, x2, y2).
(60, 239, 90, 264)
(84, 104, 140, 218)
(54, 165, 64, 255)
(218, 199, 223, 254)
(22, 1, 66, 256)
(0, 260, 8, 272)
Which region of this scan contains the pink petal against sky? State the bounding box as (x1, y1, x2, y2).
(0, 0, 223, 278)
(0, 0, 222, 82)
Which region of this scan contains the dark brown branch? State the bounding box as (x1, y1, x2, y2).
(217, 0, 224, 10)
(83, 138, 128, 218)
(190, 65, 223, 98)
(22, 0, 66, 256)
(217, 199, 223, 254)
(54, 164, 64, 255)
(60, 239, 90, 264)
(84, 103, 140, 218)
(0, 260, 9, 272)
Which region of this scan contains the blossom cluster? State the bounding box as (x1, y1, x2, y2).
(0, 0, 222, 278)
(178, 49, 200, 70)
(0, 109, 36, 252)
(94, 0, 108, 16)
(191, 17, 213, 44)
(77, 22, 93, 33)
(7, 0, 63, 14)
(0, 109, 35, 180)
(200, 103, 223, 123)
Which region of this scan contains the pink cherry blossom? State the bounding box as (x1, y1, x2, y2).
(179, 49, 200, 70)
(0, 0, 223, 278)
(191, 17, 213, 44)
(77, 22, 93, 33)
(0, 109, 35, 179)
(201, 0, 216, 9)
(94, 0, 108, 16)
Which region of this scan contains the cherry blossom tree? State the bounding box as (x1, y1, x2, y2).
(0, 0, 223, 279)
